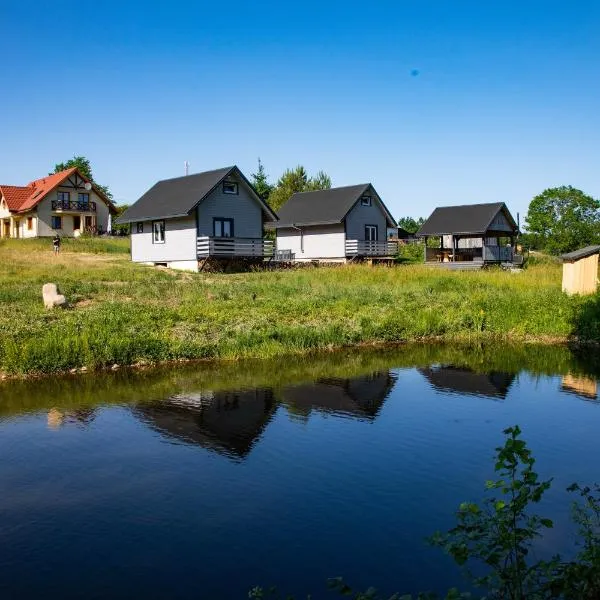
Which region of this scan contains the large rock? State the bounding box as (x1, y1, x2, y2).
(42, 283, 66, 309)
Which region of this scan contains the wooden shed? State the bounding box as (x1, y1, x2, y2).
(561, 245, 600, 296)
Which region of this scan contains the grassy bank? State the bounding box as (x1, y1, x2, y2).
(0, 239, 599, 375)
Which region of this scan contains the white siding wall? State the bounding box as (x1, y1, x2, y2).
(0, 199, 10, 218)
(276, 224, 346, 261)
(344, 186, 388, 241)
(196, 174, 263, 238)
(131, 215, 197, 263)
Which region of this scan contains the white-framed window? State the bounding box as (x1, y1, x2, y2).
(137, 222, 144, 234)
(360, 196, 372, 207)
(213, 218, 234, 238)
(365, 224, 378, 241)
(152, 220, 165, 244)
(223, 181, 238, 195)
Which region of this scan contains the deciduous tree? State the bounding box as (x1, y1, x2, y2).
(524, 186, 600, 254)
(397, 216, 425, 234)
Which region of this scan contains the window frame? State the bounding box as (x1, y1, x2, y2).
(136, 222, 144, 234)
(51, 215, 63, 230)
(360, 196, 372, 207)
(152, 220, 166, 244)
(57, 191, 70, 204)
(77, 192, 90, 209)
(222, 181, 239, 195)
(365, 224, 378, 241)
(213, 217, 234, 238)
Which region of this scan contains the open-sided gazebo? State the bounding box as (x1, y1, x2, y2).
(417, 202, 519, 264)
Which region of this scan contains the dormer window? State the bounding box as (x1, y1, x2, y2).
(223, 181, 238, 195)
(361, 196, 372, 207)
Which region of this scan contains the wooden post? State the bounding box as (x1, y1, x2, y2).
(450, 235, 455, 262)
(423, 236, 427, 262)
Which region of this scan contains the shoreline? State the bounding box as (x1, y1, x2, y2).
(2, 334, 597, 382)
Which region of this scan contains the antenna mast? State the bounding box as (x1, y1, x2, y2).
(184, 161, 190, 176)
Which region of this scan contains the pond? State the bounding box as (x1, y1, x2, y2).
(0, 344, 599, 599)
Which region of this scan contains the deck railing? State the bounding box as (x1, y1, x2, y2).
(197, 236, 273, 258)
(345, 240, 398, 257)
(426, 246, 513, 263)
(51, 200, 97, 212)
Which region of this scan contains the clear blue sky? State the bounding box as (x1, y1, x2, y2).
(1, 0, 598, 221)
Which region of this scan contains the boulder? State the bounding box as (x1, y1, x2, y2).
(42, 283, 66, 309)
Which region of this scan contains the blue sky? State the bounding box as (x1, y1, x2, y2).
(1, 0, 598, 221)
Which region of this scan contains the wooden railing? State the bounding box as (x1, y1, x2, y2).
(426, 246, 513, 262)
(345, 240, 398, 256)
(483, 245, 513, 262)
(51, 200, 97, 212)
(197, 237, 274, 258)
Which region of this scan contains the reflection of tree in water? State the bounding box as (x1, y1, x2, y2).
(419, 366, 516, 399)
(282, 371, 397, 420)
(133, 388, 276, 460)
(47, 407, 97, 429)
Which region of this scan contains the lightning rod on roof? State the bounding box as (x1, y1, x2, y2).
(184, 161, 190, 176)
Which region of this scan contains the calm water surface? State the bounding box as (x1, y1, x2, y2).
(0, 345, 599, 599)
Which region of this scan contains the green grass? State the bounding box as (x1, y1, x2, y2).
(0, 236, 130, 254)
(0, 238, 598, 375)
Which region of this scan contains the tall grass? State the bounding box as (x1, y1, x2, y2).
(0, 239, 598, 375)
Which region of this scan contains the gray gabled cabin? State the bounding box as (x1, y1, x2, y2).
(270, 184, 397, 262)
(116, 166, 278, 271)
(417, 202, 519, 264)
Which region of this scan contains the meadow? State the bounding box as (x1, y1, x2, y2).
(0, 238, 598, 375)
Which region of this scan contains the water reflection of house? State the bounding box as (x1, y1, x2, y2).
(47, 407, 97, 429)
(282, 372, 397, 420)
(134, 388, 276, 460)
(561, 374, 598, 401)
(419, 366, 516, 399)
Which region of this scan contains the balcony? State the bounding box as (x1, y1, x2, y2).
(345, 240, 398, 257)
(197, 236, 274, 258)
(51, 200, 97, 213)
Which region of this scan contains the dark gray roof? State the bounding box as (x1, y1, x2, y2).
(417, 202, 518, 236)
(561, 245, 600, 262)
(271, 184, 396, 228)
(116, 165, 277, 223)
(419, 366, 516, 399)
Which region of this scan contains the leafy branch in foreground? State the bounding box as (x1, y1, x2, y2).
(251, 426, 600, 599)
(432, 425, 556, 599)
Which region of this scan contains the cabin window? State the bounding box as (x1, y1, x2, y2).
(78, 193, 90, 209)
(365, 224, 378, 241)
(136, 222, 144, 234)
(361, 196, 372, 207)
(57, 191, 70, 202)
(27, 217, 33, 231)
(152, 220, 165, 244)
(222, 181, 238, 195)
(51, 216, 62, 230)
(213, 218, 234, 238)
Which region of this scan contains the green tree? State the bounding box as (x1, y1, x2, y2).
(268, 165, 332, 212)
(52, 155, 113, 201)
(398, 216, 425, 234)
(524, 186, 600, 254)
(250, 158, 273, 202)
(112, 204, 130, 235)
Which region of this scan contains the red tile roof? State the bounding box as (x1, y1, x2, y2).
(0, 185, 33, 211)
(0, 168, 116, 214)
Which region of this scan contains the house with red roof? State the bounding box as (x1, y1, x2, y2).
(0, 168, 116, 239)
